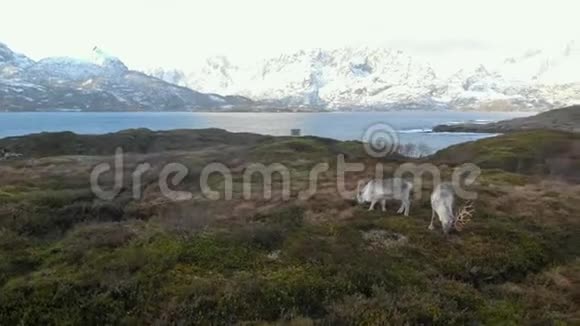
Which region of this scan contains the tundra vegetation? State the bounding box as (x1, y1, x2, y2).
(0, 128, 579, 324)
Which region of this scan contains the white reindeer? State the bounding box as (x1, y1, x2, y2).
(429, 182, 474, 234)
(356, 178, 413, 216)
(1, 152, 23, 160)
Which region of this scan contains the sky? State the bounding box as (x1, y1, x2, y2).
(0, 0, 577, 71)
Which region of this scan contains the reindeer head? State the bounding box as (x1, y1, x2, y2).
(454, 201, 474, 231)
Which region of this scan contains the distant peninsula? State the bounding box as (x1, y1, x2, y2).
(433, 105, 580, 133)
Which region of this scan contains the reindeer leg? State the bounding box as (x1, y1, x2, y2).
(428, 209, 436, 230)
(369, 200, 376, 211)
(404, 199, 410, 216)
(397, 200, 404, 214)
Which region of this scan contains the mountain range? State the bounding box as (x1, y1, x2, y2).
(2, 41, 579, 112)
(0, 43, 251, 111)
(148, 41, 580, 111)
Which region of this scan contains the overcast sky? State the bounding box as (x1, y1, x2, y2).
(0, 0, 577, 70)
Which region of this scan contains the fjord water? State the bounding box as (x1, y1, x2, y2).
(0, 111, 531, 152)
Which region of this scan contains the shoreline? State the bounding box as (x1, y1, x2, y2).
(0, 110, 530, 151)
(0, 108, 541, 114)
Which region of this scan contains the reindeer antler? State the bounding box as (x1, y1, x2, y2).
(454, 201, 474, 231)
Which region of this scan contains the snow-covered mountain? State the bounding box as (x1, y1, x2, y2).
(3, 40, 577, 112)
(148, 42, 580, 111)
(0, 43, 251, 111)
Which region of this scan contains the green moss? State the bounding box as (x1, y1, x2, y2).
(1, 131, 579, 324)
(252, 205, 305, 229)
(478, 300, 524, 325)
(433, 130, 580, 177)
(326, 283, 485, 325)
(480, 169, 530, 186)
(23, 189, 94, 208)
(250, 137, 335, 163)
(178, 234, 265, 273)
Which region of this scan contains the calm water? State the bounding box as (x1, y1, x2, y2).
(0, 111, 532, 152)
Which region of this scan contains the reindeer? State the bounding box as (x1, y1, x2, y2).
(1, 152, 23, 160)
(429, 182, 474, 234)
(356, 178, 413, 216)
